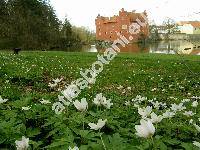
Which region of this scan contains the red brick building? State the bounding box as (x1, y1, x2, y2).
(95, 8, 149, 42)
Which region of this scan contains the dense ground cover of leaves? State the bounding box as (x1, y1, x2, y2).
(0, 51, 199, 149)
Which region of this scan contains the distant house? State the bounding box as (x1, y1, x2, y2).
(177, 21, 200, 34)
(156, 26, 168, 34)
(95, 8, 149, 42)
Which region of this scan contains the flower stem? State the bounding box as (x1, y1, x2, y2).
(82, 112, 85, 130)
(150, 136, 154, 146)
(99, 131, 107, 150)
(66, 106, 68, 116)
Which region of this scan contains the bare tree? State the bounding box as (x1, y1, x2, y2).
(162, 17, 179, 39)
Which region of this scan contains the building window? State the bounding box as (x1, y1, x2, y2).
(122, 25, 127, 30)
(105, 32, 107, 35)
(99, 32, 101, 36)
(110, 31, 113, 34)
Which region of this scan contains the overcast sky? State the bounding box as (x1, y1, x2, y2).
(50, 0, 200, 31)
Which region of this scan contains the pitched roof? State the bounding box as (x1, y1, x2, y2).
(178, 21, 200, 28)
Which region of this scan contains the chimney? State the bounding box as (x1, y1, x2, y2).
(143, 10, 147, 16)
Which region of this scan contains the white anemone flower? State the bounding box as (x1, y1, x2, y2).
(170, 103, 186, 112)
(48, 78, 63, 88)
(132, 95, 147, 103)
(58, 95, 70, 106)
(22, 106, 31, 111)
(102, 99, 113, 109)
(0, 96, 8, 104)
(40, 99, 51, 104)
(191, 96, 200, 99)
(160, 102, 167, 108)
(162, 110, 175, 119)
(127, 87, 131, 90)
(193, 141, 200, 148)
(194, 124, 200, 132)
(88, 119, 107, 130)
(182, 99, 190, 103)
(152, 101, 160, 110)
(69, 146, 79, 150)
(93, 93, 113, 109)
(125, 101, 131, 106)
(183, 111, 195, 117)
(15, 136, 29, 150)
(138, 106, 152, 118)
(48, 83, 57, 88)
(134, 103, 139, 108)
(53, 78, 63, 84)
(93, 93, 105, 106)
(73, 98, 88, 112)
(150, 112, 163, 124)
(189, 119, 193, 124)
(192, 101, 198, 107)
(135, 119, 155, 138)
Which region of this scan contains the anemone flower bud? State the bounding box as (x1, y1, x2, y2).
(192, 101, 198, 107)
(135, 119, 155, 138)
(73, 98, 88, 112)
(88, 119, 107, 130)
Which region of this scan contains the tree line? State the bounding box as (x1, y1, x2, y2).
(0, 0, 95, 50)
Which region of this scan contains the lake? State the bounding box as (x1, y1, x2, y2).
(83, 40, 200, 55)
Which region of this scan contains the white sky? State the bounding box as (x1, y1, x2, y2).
(50, 0, 200, 31)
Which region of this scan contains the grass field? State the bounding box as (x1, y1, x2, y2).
(0, 51, 200, 149)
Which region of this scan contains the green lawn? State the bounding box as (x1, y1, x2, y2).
(0, 51, 200, 149)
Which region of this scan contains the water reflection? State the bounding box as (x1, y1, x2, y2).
(149, 41, 200, 55)
(115, 43, 149, 53)
(81, 45, 98, 52)
(83, 40, 200, 55)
